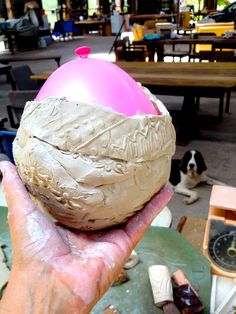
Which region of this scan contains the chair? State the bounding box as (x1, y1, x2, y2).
(7, 90, 38, 129)
(164, 43, 191, 62)
(114, 38, 147, 62)
(211, 51, 235, 114)
(61, 20, 75, 38)
(189, 32, 216, 61)
(156, 23, 191, 62)
(53, 20, 75, 39)
(210, 51, 235, 62)
(0, 130, 16, 163)
(198, 50, 213, 61)
(0, 117, 8, 130)
(211, 45, 235, 113)
(123, 46, 147, 61)
(9, 65, 39, 90)
(199, 50, 235, 62)
(0, 63, 11, 84)
(7, 105, 23, 129)
(114, 38, 127, 60)
(196, 50, 235, 119)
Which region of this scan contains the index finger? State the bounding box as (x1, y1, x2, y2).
(124, 186, 173, 246)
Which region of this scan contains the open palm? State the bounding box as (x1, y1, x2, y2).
(0, 161, 172, 313)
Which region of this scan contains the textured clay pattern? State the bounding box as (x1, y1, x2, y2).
(13, 94, 175, 230)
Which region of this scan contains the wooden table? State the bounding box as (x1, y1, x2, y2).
(0, 55, 61, 67)
(133, 36, 236, 61)
(116, 61, 236, 143)
(74, 20, 111, 36)
(31, 62, 236, 144)
(130, 13, 177, 24)
(30, 70, 53, 82)
(31, 62, 236, 90)
(114, 61, 236, 89)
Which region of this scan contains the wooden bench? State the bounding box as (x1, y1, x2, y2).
(0, 55, 61, 67)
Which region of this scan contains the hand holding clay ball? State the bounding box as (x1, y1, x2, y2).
(13, 47, 175, 230)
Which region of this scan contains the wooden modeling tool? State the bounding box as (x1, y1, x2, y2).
(148, 265, 180, 314)
(101, 304, 121, 314)
(112, 268, 129, 286)
(172, 269, 204, 314)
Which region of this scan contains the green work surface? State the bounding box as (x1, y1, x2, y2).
(0, 206, 11, 299)
(0, 206, 11, 268)
(93, 227, 211, 313)
(0, 206, 211, 313)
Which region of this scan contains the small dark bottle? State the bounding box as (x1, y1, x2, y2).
(172, 269, 204, 314)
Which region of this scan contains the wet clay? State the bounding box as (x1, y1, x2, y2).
(13, 91, 175, 230)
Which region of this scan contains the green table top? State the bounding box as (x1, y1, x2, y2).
(93, 227, 211, 313)
(0, 206, 11, 268)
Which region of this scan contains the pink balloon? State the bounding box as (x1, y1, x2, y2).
(36, 46, 158, 116)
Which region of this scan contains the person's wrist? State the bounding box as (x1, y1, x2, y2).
(0, 265, 56, 314)
(0, 265, 86, 314)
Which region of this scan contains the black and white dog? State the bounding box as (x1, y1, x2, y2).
(169, 149, 226, 204)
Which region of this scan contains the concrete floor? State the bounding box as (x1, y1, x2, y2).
(0, 35, 236, 229)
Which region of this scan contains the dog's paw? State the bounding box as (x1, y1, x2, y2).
(183, 192, 198, 205)
(183, 197, 192, 205)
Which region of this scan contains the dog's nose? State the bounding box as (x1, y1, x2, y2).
(189, 163, 195, 169)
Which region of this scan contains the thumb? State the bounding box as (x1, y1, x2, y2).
(0, 161, 37, 232)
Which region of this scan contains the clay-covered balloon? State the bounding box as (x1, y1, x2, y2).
(13, 47, 175, 230)
(36, 46, 158, 116)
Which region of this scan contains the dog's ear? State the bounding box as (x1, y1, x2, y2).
(195, 150, 207, 174)
(179, 151, 192, 174)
